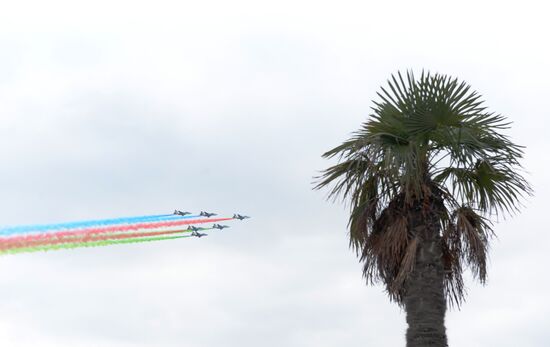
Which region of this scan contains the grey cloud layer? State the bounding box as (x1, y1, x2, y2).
(1, 1, 549, 346)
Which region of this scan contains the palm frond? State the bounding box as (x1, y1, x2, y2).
(454, 206, 493, 282)
(433, 158, 531, 215)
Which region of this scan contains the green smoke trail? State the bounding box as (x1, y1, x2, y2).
(1, 234, 192, 256)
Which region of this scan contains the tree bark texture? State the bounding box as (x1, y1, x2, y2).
(404, 201, 448, 347)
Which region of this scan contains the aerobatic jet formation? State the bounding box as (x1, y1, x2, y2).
(1, 209, 251, 256)
(191, 231, 208, 238)
(212, 224, 230, 230)
(200, 211, 217, 218)
(233, 214, 250, 220)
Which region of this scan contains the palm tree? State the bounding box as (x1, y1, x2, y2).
(315, 71, 531, 347)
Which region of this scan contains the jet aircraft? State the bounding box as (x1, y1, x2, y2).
(191, 230, 208, 238)
(200, 211, 217, 218)
(233, 214, 250, 220)
(174, 210, 192, 216)
(187, 225, 204, 232)
(212, 224, 230, 230)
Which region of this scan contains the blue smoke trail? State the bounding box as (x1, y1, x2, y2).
(0, 214, 201, 236)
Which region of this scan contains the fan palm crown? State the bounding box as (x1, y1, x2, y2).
(316, 70, 532, 306)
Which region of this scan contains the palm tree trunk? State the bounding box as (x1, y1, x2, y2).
(404, 206, 448, 347)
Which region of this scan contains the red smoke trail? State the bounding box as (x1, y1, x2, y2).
(0, 217, 232, 248)
(0, 227, 196, 251)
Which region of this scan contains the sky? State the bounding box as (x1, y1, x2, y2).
(0, 0, 549, 346)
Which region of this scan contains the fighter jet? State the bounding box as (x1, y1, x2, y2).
(200, 211, 217, 218)
(212, 224, 230, 230)
(233, 214, 250, 220)
(187, 225, 205, 232)
(191, 230, 208, 238)
(174, 210, 192, 216)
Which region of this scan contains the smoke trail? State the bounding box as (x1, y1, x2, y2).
(0, 227, 212, 251)
(1, 234, 192, 256)
(0, 214, 201, 236)
(0, 218, 231, 246)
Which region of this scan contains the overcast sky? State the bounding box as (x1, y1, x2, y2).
(0, 1, 549, 346)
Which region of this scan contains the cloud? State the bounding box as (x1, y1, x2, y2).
(0, 0, 549, 346)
